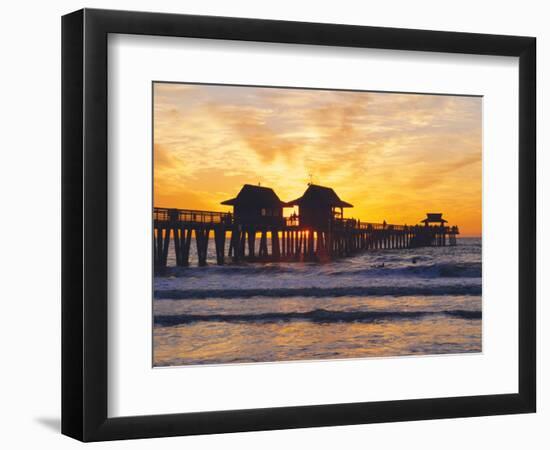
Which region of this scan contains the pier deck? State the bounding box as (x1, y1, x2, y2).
(153, 207, 459, 268)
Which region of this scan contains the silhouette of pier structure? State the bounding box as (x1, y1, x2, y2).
(154, 184, 459, 268)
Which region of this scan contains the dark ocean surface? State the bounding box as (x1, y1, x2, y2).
(153, 237, 481, 366)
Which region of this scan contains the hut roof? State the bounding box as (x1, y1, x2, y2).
(421, 213, 448, 223)
(221, 184, 285, 207)
(286, 184, 353, 208)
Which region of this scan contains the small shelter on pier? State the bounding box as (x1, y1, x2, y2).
(221, 184, 285, 226)
(420, 213, 448, 227)
(286, 184, 353, 230)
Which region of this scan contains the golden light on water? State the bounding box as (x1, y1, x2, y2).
(154, 83, 482, 236)
(153, 296, 482, 365)
(154, 317, 482, 366)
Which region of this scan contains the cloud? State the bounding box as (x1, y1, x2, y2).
(203, 102, 307, 163)
(153, 83, 482, 235)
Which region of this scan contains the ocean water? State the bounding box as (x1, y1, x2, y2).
(153, 237, 481, 366)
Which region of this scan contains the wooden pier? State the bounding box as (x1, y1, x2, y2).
(153, 206, 459, 269)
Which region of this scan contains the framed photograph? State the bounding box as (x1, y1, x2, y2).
(62, 8, 536, 441)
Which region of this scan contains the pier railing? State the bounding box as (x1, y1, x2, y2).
(154, 207, 456, 233)
(333, 219, 454, 233)
(154, 207, 232, 225)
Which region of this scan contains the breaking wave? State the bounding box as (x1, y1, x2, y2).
(155, 308, 481, 326)
(328, 262, 481, 278)
(154, 285, 481, 300)
(156, 261, 481, 279)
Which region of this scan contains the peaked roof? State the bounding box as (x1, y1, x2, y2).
(421, 213, 448, 223)
(221, 184, 285, 207)
(286, 184, 353, 208)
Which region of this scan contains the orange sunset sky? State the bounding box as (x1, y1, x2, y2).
(153, 83, 482, 236)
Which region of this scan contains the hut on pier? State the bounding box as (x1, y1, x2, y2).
(286, 184, 353, 231)
(420, 213, 448, 227)
(221, 184, 285, 226)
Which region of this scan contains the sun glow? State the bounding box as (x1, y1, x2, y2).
(154, 83, 482, 236)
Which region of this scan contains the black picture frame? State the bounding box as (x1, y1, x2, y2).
(62, 8, 536, 442)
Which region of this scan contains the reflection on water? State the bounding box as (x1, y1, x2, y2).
(153, 238, 482, 366)
(154, 313, 481, 366)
